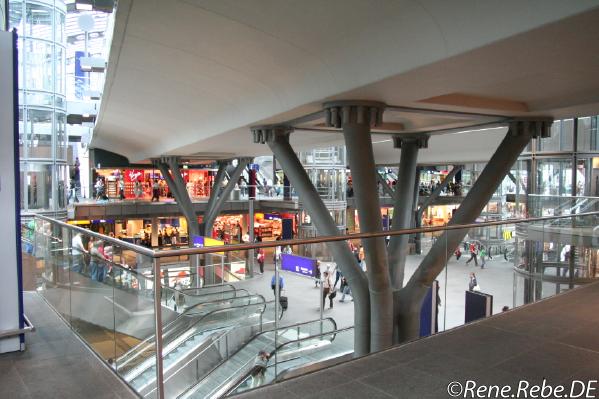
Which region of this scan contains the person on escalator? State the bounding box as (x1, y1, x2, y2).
(250, 350, 270, 388)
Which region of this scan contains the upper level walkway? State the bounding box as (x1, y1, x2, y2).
(236, 281, 599, 399)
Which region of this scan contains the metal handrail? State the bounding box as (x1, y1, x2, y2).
(34, 211, 599, 259)
(151, 210, 599, 257)
(117, 293, 265, 371)
(179, 317, 337, 399)
(130, 300, 268, 388)
(0, 314, 35, 339)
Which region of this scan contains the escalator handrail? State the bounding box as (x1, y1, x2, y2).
(178, 317, 337, 399)
(116, 290, 255, 363)
(121, 295, 268, 381)
(128, 300, 269, 387)
(223, 326, 354, 397)
(116, 292, 264, 369)
(180, 283, 236, 295)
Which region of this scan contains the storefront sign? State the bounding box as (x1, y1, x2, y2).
(125, 169, 144, 182)
(264, 213, 280, 220)
(191, 235, 224, 254)
(191, 235, 204, 248)
(281, 253, 317, 277)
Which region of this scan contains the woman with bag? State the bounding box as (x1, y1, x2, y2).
(322, 271, 334, 309)
(256, 248, 265, 274)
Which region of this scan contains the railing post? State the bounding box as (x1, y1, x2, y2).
(153, 257, 165, 399)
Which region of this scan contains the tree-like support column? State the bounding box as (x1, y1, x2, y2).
(155, 157, 200, 237)
(324, 101, 394, 351)
(388, 135, 428, 289)
(203, 158, 251, 236)
(396, 119, 552, 342)
(252, 125, 371, 356)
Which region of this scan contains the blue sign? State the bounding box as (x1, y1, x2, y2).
(75, 51, 87, 100)
(249, 164, 260, 171)
(191, 235, 204, 248)
(281, 253, 316, 277)
(264, 213, 280, 220)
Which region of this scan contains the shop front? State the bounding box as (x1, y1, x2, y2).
(92, 167, 216, 200)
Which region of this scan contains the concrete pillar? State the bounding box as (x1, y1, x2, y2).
(252, 125, 371, 356)
(398, 118, 553, 342)
(324, 101, 393, 351)
(388, 136, 428, 289)
(151, 218, 159, 247)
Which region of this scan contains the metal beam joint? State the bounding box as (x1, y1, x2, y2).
(323, 100, 386, 129)
(251, 125, 294, 144)
(392, 135, 429, 149)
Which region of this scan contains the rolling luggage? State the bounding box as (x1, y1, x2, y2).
(279, 296, 288, 311)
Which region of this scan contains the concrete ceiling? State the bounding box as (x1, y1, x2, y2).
(92, 0, 599, 165)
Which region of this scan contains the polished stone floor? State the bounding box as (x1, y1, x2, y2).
(0, 292, 138, 399)
(235, 281, 599, 399)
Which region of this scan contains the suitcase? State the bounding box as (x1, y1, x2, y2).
(279, 296, 288, 311)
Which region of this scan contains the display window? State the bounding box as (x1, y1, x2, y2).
(253, 212, 296, 241)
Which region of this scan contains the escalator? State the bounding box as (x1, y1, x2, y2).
(179, 318, 339, 399)
(116, 293, 267, 392)
(226, 326, 355, 397)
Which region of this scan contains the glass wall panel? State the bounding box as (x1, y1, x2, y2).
(26, 163, 52, 210)
(537, 159, 573, 196)
(25, 2, 53, 41)
(56, 112, 67, 160)
(27, 108, 53, 159)
(561, 119, 574, 151)
(25, 40, 54, 92)
(578, 117, 593, 151)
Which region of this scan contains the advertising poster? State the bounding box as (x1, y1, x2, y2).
(281, 253, 317, 277)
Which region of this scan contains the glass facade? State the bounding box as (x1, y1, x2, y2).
(297, 147, 347, 259)
(10, 0, 68, 215)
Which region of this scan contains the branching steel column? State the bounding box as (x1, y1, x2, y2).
(388, 136, 428, 289)
(204, 162, 227, 232)
(204, 158, 251, 235)
(397, 119, 552, 342)
(252, 125, 371, 356)
(155, 158, 200, 237)
(324, 101, 393, 351)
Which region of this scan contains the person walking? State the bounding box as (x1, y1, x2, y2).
(151, 179, 160, 201)
(480, 246, 487, 269)
(454, 247, 462, 261)
(466, 242, 478, 266)
(314, 260, 321, 287)
(71, 232, 88, 273)
(256, 248, 265, 274)
(270, 274, 284, 298)
(468, 272, 478, 291)
(339, 276, 352, 302)
(119, 178, 125, 200)
(322, 271, 334, 309)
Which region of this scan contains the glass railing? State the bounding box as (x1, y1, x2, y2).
(23, 211, 599, 398)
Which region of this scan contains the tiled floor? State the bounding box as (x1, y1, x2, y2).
(235, 282, 599, 399)
(0, 292, 138, 399)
